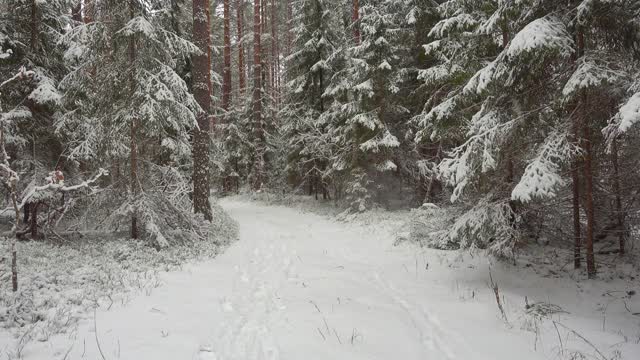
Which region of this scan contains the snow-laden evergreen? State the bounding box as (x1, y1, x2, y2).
(58, 1, 209, 247)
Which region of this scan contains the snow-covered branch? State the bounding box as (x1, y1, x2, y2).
(18, 168, 109, 209)
(0, 67, 34, 91)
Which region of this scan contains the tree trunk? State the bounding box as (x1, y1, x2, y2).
(611, 139, 624, 255)
(251, 0, 264, 190)
(223, 0, 232, 111)
(10, 190, 19, 291)
(571, 141, 581, 269)
(128, 0, 140, 239)
(576, 29, 596, 278)
(583, 115, 596, 278)
(286, 0, 292, 57)
(192, 0, 213, 220)
(352, 0, 360, 44)
(72, 1, 82, 23)
(571, 27, 584, 270)
(30, 202, 39, 238)
(270, 0, 278, 108)
(261, 0, 270, 107)
(30, 0, 37, 50)
(424, 141, 443, 203)
(237, 0, 246, 97)
(84, 0, 93, 23)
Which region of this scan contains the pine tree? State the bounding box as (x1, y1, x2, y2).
(250, 0, 265, 190)
(237, 0, 246, 97)
(192, 0, 213, 220)
(223, 0, 232, 111)
(281, 0, 342, 198)
(322, 0, 411, 210)
(58, 0, 206, 246)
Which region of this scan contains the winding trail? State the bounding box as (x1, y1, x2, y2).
(13, 199, 545, 360)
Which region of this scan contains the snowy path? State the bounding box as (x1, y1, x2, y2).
(9, 199, 550, 360)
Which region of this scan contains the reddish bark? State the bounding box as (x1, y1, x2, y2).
(192, 0, 213, 220)
(270, 0, 276, 98)
(237, 0, 246, 96)
(72, 1, 82, 23)
(223, 0, 232, 111)
(270, 0, 279, 109)
(252, 0, 264, 190)
(261, 0, 270, 98)
(83, 0, 93, 23)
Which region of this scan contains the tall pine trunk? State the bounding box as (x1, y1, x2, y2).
(286, 0, 292, 57)
(251, 0, 264, 190)
(223, 0, 232, 111)
(30, 0, 37, 50)
(129, 0, 140, 239)
(570, 27, 583, 270)
(611, 139, 625, 255)
(237, 0, 246, 97)
(261, 0, 270, 104)
(84, 0, 93, 23)
(352, 0, 360, 44)
(571, 125, 582, 269)
(576, 29, 596, 278)
(72, 1, 82, 23)
(192, 0, 213, 220)
(583, 112, 596, 278)
(1, 127, 21, 291)
(270, 0, 278, 109)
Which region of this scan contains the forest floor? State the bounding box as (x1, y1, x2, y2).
(1, 197, 639, 360)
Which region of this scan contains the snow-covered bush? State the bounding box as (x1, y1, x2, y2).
(0, 204, 237, 337)
(343, 169, 373, 213)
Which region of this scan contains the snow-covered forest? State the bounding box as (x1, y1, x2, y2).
(1, 0, 640, 359)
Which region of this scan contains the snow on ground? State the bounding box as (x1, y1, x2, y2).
(1, 198, 639, 360)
